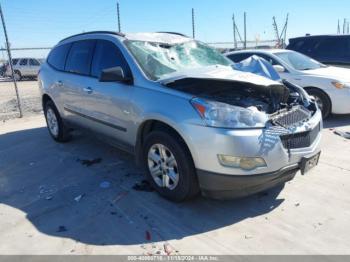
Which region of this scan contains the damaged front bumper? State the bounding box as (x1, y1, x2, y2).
(184, 108, 322, 199)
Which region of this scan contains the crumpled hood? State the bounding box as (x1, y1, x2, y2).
(302, 66, 350, 82)
(158, 65, 281, 87)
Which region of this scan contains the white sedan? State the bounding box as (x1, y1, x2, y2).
(226, 49, 350, 118)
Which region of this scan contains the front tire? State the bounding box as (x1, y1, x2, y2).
(13, 70, 21, 81)
(44, 100, 70, 142)
(307, 88, 331, 118)
(143, 130, 199, 202)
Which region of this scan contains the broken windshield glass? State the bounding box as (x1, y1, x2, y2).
(125, 40, 232, 80)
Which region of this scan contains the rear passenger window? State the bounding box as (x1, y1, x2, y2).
(48, 43, 72, 71)
(29, 59, 40, 66)
(65, 40, 95, 75)
(91, 40, 131, 78)
(314, 38, 350, 57)
(19, 59, 28, 66)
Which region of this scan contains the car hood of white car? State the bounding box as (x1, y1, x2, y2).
(159, 65, 281, 87)
(301, 66, 350, 82)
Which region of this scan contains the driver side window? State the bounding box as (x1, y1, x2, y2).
(91, 40, 131, 79)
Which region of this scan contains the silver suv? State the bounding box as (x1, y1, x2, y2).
(6, 57, 41, 81)
(39, 31, 322, 201)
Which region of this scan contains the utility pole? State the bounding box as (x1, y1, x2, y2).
(117, 2, 121, 33)
(243, 12, 247, 49)
(343, 18, 346, 34)
(232, 14, 237, 49)
(192, 8, 195, 39)
(0, 3, 22, 118)
(273, 16, 280, 47)
(337, 19, 341, 34)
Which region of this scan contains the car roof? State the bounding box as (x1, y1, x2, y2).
(290, 34, 350, 40)
(59, 31, 191, 45)
(225, 49, 292, 56)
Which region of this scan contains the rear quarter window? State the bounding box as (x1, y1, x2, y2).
(47, 43, 72, 71)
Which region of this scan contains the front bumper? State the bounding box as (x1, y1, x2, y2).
(197, 164, 300, 200)
(181, 109, 322, 198)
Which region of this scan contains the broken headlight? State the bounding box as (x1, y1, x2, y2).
(191, 98, 268, 128)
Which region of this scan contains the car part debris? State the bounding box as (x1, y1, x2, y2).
(99, 181, 111, 189)
(132, 180, 154, 192)
(74, 194, 84, 202)
(77, 158, 102, 167)
(334, 130, 350, 139)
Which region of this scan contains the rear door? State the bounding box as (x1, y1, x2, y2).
(61, 39, 96, 127)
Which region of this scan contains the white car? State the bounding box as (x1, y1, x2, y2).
(226, 49, 350, 118)
(5, 57, 41, 81)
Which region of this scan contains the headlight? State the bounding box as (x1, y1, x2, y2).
(191, 98, 268, 128)
(331, 81, 346, 89)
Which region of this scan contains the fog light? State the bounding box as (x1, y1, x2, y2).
(218, 155, 267, 170)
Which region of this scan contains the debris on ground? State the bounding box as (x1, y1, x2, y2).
(244, 235, 253, 239)
(112, 191, 128, 203)
(77, 158, 102, 167)
(295, 203, 300, 207)
(56, 226, 67, 233)
(99, 181, 111, 189)
(45, 195, 53, 200)
(164, 243, 173, 255)
(133, 180, 154, 192)
(145, 230, 152, 241)
(334, 130, 350, 139)
(74, 194, 85, 202)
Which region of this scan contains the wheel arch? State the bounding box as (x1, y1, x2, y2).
(303, 86, 332, 112)
(135, 119, 195, 168)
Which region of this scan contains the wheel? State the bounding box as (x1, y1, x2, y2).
(307, 88, 331, 119)
(13, 71, 21, 81)
(44, 100, 71, 142)
(143, 130, 200, 202)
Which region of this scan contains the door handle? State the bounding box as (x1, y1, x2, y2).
(83, 87, 93, 94)
(57, 80, 63, 87)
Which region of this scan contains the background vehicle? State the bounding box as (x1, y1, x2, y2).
(39, 32, 321, 202)
(5, 57, 42, 81)
(287, 35, 350, 68)
(226, 49, 350, 118)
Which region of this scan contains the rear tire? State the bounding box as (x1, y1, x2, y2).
(44, 100, 71, 142)
(143, 130, 200, 202)
(307, 88, 331, 119)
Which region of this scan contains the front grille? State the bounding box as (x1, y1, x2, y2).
(280, 123, 320, 149)
(270, 106, 312, 127)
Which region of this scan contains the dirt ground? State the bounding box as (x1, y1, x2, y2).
(0, 104, 350, 255)
(0, 80, 41, 121)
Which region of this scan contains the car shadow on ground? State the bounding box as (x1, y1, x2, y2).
(0, 126, 285, 246)
(323, 114, 350, 129)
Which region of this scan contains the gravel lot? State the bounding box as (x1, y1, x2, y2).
(0, 93, 350, 255)
(0, 80, 41, 121)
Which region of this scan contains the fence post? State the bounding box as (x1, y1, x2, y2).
(0, 3, 23, 118)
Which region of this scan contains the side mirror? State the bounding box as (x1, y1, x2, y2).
(273, 65, 286, 73)
(99, 66, 132, 83)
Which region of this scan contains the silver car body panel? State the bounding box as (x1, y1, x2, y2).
(39, 32, 322, 179)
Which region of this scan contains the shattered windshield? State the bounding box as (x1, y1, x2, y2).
(125, 40, 232, 80)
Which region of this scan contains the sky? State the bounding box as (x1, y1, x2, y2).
(1, 0, 349, 58)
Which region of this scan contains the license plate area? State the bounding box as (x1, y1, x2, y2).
(300, 152, 321, 175)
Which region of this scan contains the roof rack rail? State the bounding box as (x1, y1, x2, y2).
(59, 31, 125, 43)
(156, 32, 189, 37)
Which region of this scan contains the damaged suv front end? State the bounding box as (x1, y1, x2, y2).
(125, 34, 322, 199)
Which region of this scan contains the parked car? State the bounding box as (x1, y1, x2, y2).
(226, 49, 350, 118)
(287, 35, 350, 68)
(5, 57, 41, 81)
(39, 31, 322, 201)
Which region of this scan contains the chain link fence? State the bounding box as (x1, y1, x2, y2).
(0, 48, 50, 121)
